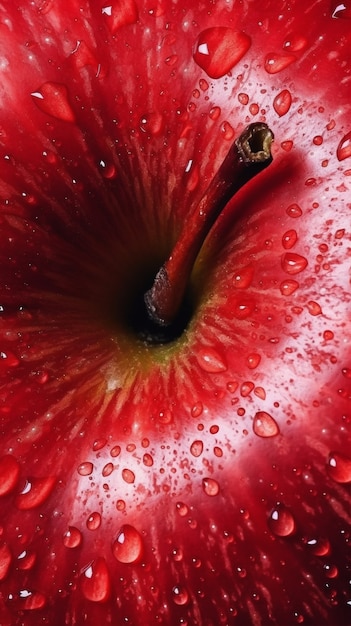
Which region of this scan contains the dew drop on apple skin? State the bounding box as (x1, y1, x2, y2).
(112, 524, 143, 564)
(171, 584, 190, 606)
(77, 461, 94, 476)
(337, 131, 351, 161)
(63, 526, 82, 548)
(268, 503, 296, 537)
(264, 53, 295, 74)
(196, 347, 227, 373)
(190, 440, 203, 457)
(17, 549, 36, 571)
(286, 203, 302, 218)
(193, 27, 251, 79)
(14, 476, 55, 510)
(8, 589, 47, 611)
(253, 411, 280, 438)
(0, 454, 20, 496)
(282, 229, 298, 250)
(86, 512, 101, 531)
(81, 558, 110, 603)
(31, 81, 75, 123)
(281, 252, 308, 275)
(327, 451, 351, 483)
(202, 477, 220, 496)
(280, 279, 299, 296)
(176, 501, 189, 516)
(306, 536, 331, 557)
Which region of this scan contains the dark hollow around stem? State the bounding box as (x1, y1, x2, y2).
(136, 122, 274, 345)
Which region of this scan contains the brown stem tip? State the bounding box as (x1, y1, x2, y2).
(144, 122, 274, 329)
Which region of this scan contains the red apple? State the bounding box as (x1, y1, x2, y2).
(0, 1, 351, 625)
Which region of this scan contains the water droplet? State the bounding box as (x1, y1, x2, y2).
(165, 54, 178, 66)
(221, 121, 235, 141)
(193, 27, 251, 79)
(92, 438, 107, 451)
(196, 347, 227, 373)
(102, 462, 114, 477)
(81, 558, 110, 602)
(209, 105, 221, 120)
(281, 140, 294, 152)
(31, 82, 75, 122)
(282, 229, 298, 250)
(98, 159, 116, 179)
(0, 455, 20, 496)
(122, 468, 135, 484)
(233, 263, 254, 289)
(254, 386, 266, 400)
(190, 440, 203, 457)
(281, 252, 308, 275)
(0, 542, 12, 581)
(102, 0, 138, 33)
(253, 411, 280, 437)
(286, 203, 302, 218)
(158, 409, 173, 424)
(238, 92, 249, 105)
(280, 279, 299, 296)
(0, 351, 20, 368)
(337, 131, 351, 161)
(313, 135, 323, 146)
(324, 563, 338, 578)
(11, 589, 46, 610)
(143, 453, 153, 466)
(86, 512, 101, 531)
(327, 451, 351, 483)
(191, 402, 203, 417)
(171, 546, 183, 562)
(306, 301, 322, 316)
(268, 503, 296, 536)
(264, 53, 296, 74)
(110, 445, 121, 457)
(140, 111, 163, 136)
(202, 477, 220, 496)
(63, 526, 82, 548)
(172, 584, 190, 605)
(323, 330, 334, 341)
(240, 381, 254, 397)
(116, 499, 126, 511)
(112, 524, 143, 564)
(247, 353, 261, 369)
(331, 1, 351, 18)
(176, 502, 189, 516)
(15, 476, 55, 510)
(77, 461, 93, 476)
(17, 550, 36, 571)
(283, 34, 308, 52)
(306, 536, 331, 556)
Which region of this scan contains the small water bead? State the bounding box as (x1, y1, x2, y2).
(81, 558, 110, 602)
(227, 381, 238, 393)
(92, 438, 107, 451)
(63, 526, 82, 548)
(86, 512, 101, 531)
(254, 386, 266, 400)
(327, 451, 351, 483)
(323, 329, 334, 341)
(264, 53, 296, 74)
(101, 0, 138, 33)
(15, 476, 55, 510)
(202, 477, 220, 496)
(253, 411, 280, 438)
(190, 440, 203, 457)
(280, 279, 299, 296)
(286, 203, 302, 218)
(17, 550, 36, 571)
(98, 159, 116, 179)
(306, 301, 322, 316)
(77, 461, 93, 476)
(193, 27, 251, 79)
(209, 105, 221, 120)
(220, 121, 235, 141)
(306, 536, 331, 556)
(196, 347, 227, 373)
(273, 89, 292, 117)
(191, 402, 203, 418)
(171, 547, 184, 562)
(140, 111, 163, 136)
(0, 542, 12, 580)
(165, 54, 178, 66)
(283, 34, 308, 52)
(233, 263, 254, 289)
(143, 453, 154, 467)
(249, 103, 259, 116)
(324, 563, 339, 578)
(199, 78, 209, 91)
(122, 468, 135, 484)
(337, 131, 351, 161)
(268, 503, 296, 536)
(282, 229, 298, 250)
(281, 252, 308, 275)
(112, 524, 143, 564)
(110, 444, 121, 457)
(240, 381, 254, 397)
(238, 92, 249, 105)
(281, 140, 294, 152)
(102, 462, 114, 477)
(210, 424, 219, 434)
(172, 585, 190, 606)
(247, 353, 261, 369)
(176, 502, 189, 517)
(0, 454, 20, 496)
(213, 446, 223, 457)
(31, 82, 75, 122)
(116, 499, 126, 511)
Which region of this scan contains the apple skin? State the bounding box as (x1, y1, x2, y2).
(0, 1, 351, 625)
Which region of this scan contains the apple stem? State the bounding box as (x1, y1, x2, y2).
(144, 122, 274, 328)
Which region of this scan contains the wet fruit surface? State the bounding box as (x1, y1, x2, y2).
(0, 1, 350, 625)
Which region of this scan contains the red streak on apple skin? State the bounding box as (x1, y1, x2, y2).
(0, 1, 350, 626)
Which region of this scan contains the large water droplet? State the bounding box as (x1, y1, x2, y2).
(280, 279, 299, 296)
(172, 584, 190, 605)
(112, 524, 143, 564)
(0, 542, 12, 581)
(0, 454, 20, 496)
(196, 347, 227, 373)
(306, 536, 331, 556)
(77, 461, 93, 476)
(31, 82, 75, 122)
(202, 477, 220, 496)
(190, 440, 203, 457)
(273, 89, 292, 116)
(327, 451, 351, 483)
(15, 476, 55, 510)
(17, 550, 36, 571)
(193, 27, 251, 79)
(337, 131, 351, 161)
(253, 411, 280, 437)
(81, 558, 111, 602)
(86, 512, 101, 531)
(282, 229, 298, 250)
(264, 53, 296, 74)
(268, 503, 296, 536)
(63, 526, 82, 548)
(122, 468, 135, 483)
(286, 203, 302, 218)
(12, 589, 46, 610)
(281, 252, 308, 275)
